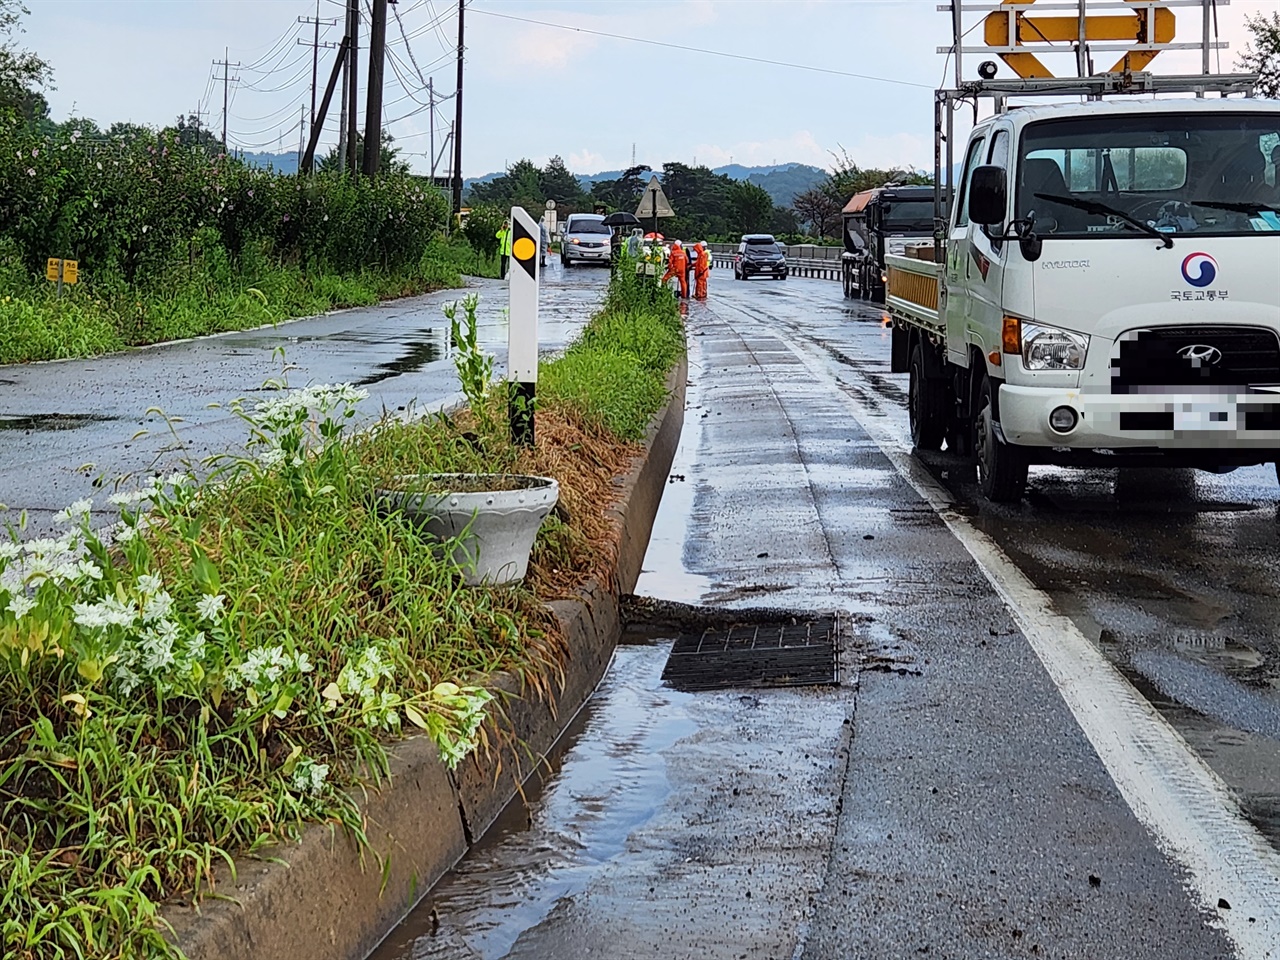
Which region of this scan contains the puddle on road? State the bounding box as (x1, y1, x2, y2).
(0, 413, 119, 432)
(358, 329, 450, 386)
(368, 640, 697, 960)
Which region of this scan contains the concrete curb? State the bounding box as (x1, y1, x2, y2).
(163, 354, 687, 960)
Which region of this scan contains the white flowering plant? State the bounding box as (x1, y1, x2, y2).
(0, 377, 537, 959)
(219, 381, 370, 506)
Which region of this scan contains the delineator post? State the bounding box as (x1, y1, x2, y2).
(508, 205, 540, 445)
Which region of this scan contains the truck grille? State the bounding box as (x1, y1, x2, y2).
(1110, 326, 1280, 394)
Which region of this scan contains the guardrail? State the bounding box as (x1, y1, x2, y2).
(707, 242, 843, 261)
(709, 251, 842, 281)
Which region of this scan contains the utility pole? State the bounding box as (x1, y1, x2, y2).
(302, 35, 351, 174)
(363, 0, 388, 176)
(452, 0, 465, 214)
(297, 104, 306, 170)
(299, 5, 340, 127)
(436, 126, 453, 186)
(213, 48, 240, 147)
(346, 0, 360, 176)
(444, 122, 454, 188)
(428, 77, 435, 180)
(338, 0, 352, 161)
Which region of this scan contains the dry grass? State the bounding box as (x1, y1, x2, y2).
(520, 398, 642, 600)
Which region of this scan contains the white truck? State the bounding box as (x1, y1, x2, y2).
(887, 84, 1280, 502)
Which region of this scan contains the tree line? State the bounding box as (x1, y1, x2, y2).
(466, 154, 934, 243)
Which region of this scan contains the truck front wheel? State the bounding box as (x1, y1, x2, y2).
(974, 376, 1028, 503)
(909, 344, 946, 451)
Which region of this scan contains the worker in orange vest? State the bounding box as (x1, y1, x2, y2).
(662, 240, 689, 298)
(693, 241, 711, 300)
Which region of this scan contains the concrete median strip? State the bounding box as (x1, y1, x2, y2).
(162, 357, 687, 960)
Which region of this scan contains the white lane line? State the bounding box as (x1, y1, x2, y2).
(779, 330, 1280, 959)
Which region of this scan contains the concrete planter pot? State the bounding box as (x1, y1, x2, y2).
(377, 473, 559, 586)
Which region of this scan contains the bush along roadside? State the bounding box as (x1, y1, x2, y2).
(0, 124, 501, 365)
(0, 269, 683, 959)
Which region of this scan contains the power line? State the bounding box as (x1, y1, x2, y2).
(242, 59, 314, 94)
(240, 20, 305, 71)
(469, 8, 933, 90)
(230, 106, 308, 140)
(421, 0, 453, 55)
(389, 2, 457, 47)
(233, 96, 310, 125)
(391, 0, 428, 84)
(241, 25, 308, 75)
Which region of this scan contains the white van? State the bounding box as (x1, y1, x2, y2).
(561, 214, 612, 268)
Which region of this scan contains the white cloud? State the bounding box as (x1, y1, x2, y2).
(505, 23, 598, 70)
(568, 149, 607, 171)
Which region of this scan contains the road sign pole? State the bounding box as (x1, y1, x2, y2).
(507, 206, 540, 445)
(56, 260, 63, 299)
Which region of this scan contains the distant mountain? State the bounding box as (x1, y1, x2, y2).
(576, 169, 626, 186)
(236, 150, 298, 174)
(743, 163, 827, 206)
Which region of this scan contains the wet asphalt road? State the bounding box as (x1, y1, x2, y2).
(371, 269, 1280, 959)
(0, 265, 607, 536)
(726, 274, 1280, 852)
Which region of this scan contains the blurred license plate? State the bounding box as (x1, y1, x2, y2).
(1173, 403, 1236, 430)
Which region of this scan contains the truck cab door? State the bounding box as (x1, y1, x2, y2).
(965, 128, 1013, 366)
(946, 134, 988, 366)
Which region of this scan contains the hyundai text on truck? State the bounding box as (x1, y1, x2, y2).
(885, 59, 1280, 502)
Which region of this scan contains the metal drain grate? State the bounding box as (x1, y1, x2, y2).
(660, 617, 840, 692)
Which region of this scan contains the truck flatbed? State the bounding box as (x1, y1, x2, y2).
(885, 251, 943, 337)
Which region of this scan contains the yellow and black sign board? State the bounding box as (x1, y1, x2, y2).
(510, 215, 538, 282)
(984, 0, 1175, 78)
(46, 258, 79, 284)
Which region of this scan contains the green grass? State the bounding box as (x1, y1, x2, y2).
(0, 268, 681, 960)
(541, 307, 682, 440)
(0, 240, 500, 365)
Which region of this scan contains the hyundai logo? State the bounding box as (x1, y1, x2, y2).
(1177, 344, 1222, 366)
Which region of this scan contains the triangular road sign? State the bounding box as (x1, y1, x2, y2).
(635, 175, 675, 219)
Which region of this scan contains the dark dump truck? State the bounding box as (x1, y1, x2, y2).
(840, 184, 935, 302)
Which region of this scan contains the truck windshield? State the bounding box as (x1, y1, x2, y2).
(881, 200, 934, 232)
(1017, 113, 1280, 238)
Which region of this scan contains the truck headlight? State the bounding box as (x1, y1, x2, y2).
(1021, 323, 1088, 371)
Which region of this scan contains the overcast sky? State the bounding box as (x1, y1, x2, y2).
(24, 0, 1277, 178)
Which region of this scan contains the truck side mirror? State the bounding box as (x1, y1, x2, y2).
(968, 166, 1007, 226)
